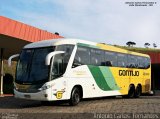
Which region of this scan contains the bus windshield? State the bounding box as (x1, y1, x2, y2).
(16, 47, 55, 84)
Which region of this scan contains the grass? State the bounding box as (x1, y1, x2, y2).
(114, 45, 160, 53)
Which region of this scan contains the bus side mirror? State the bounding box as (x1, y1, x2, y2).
(45, 51, 65, 65)
(8, 54, 20, 67)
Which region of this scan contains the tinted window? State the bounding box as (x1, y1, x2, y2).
(16, 47, 55, 84)
(117, 53, 127, 67)
(144, 57, 150, 69)
(73, 46, 90, 67)
(137, 56, 144, 68)
(105, 52, 117, 67)
(90, 49, 104, 66)
(53, 45, 74, 76)
(56, 45, 74, 54)
(51, 53, 65, 80)
(127, 55, 138, 68)
(72, 45, 150, 69)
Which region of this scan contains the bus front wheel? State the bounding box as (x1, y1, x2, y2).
(69, 87, 81, 106)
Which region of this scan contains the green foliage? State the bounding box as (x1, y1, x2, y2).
(3, 60, 17, 80)
(3, 83, 14, 94)
(115, 45, 160, 53)
(3, 60, 16, 94)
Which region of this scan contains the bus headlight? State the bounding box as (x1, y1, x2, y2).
(38, 85, 51, 91)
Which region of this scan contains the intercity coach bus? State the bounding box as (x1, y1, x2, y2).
(8, 38, 151, 106)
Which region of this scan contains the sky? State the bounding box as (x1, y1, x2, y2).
(0, 0, 160, 47)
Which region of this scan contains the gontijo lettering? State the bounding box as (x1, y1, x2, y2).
(119, 70, 139, 76)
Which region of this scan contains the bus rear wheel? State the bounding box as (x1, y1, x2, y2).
(69, 87, 81, 106)
(134, 85, 141, 98)
(127, 85, 135, 98)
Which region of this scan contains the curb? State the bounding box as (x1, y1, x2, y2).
(0, 94, 14, 97)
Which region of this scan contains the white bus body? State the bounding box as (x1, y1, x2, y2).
(9, 38, 151, 105)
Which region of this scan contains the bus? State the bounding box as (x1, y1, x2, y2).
(8, 38, 151, 106)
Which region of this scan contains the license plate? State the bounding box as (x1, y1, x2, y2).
(24, 95, 31, 98)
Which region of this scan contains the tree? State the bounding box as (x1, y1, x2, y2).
(144, 43, 150, 48)
(153, 43, 157, 48)
(126, 41, 136, 47)
(132, 42, 136, 46)
(55, 32, 59, 35)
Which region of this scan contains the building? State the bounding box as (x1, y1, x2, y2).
(0, 16, 63, 95)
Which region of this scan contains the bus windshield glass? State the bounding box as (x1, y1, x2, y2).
(16, 47, 55, 84)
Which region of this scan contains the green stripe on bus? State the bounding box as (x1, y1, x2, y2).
(99, 67, 120, 90)
(88, 65, 112, 91)
(77, 43, 99, 49)
(88, 66, 120, 91)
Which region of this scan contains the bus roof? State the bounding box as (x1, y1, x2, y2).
(24, 38, 149, 57)
(23, 38, 96, 48)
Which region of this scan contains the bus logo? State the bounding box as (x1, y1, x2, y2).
(56, 91, 64, 99)
(119, 70, 139, 76)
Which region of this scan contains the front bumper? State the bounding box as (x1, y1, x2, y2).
(14, 89, 52, 101)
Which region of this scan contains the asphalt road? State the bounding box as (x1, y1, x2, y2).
(0, 95, 160, 119)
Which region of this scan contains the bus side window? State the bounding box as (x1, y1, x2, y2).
(127, 55, 137, 68)
(144, 57, 150, 69)
(56, 45, 74, 54)
(90, 49, 104, 66)
(72, 46, 90, 68)
(105, 61, 112, 66)
(137, 56, 144, 69)
(105, 51, 117, 67)
(117, 53, 127, 67)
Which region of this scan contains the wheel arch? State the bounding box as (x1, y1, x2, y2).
(129, 84, 135, 90)
(137, 83, 142, 92)
(71, 85, 83, 99)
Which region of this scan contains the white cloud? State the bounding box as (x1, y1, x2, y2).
(6, 0, 160, 47)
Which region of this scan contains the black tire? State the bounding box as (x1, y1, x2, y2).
(134, 85, 141, 98)
(108, 96, 116, 99)
(128, 85, 135, 98)
(69, 87, 81, 106)
(41, 101, 50, 105)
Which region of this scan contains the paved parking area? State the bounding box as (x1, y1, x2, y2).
(0, 96, 160, 119)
